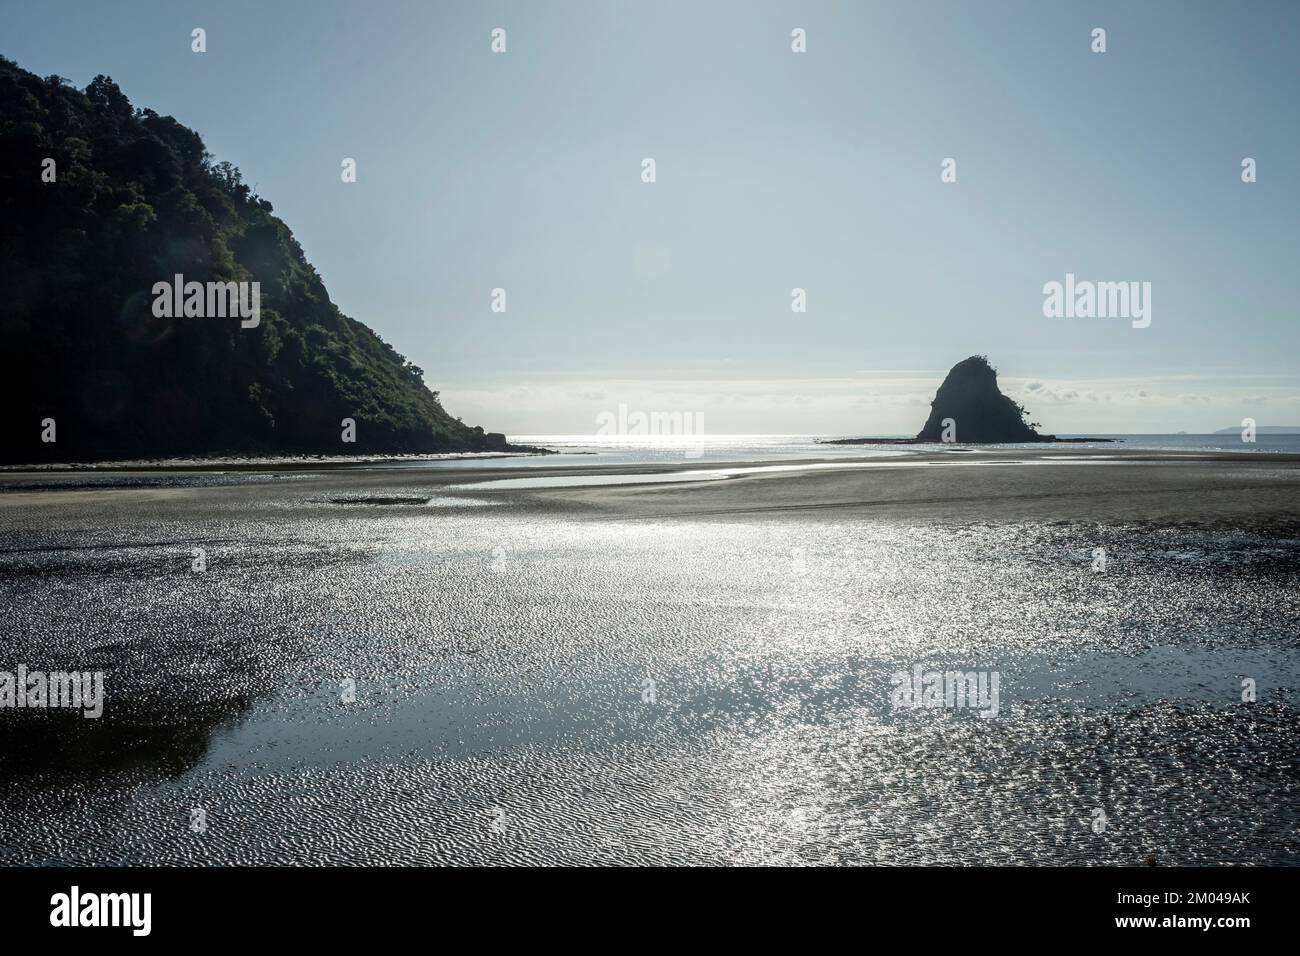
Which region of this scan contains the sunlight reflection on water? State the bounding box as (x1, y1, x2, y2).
(1, 510, 1297, 864)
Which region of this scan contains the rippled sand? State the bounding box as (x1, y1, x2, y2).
(0, 448, 1297, 865)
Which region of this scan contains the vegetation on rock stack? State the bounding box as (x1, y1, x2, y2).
(915, 355, 1043, 443)
(0, 56, 509, 463)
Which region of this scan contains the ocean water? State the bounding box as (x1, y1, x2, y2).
(1, 478, 1297, 865)
(365, 434, 1300, 472)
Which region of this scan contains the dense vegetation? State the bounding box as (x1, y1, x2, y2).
(0, 56, 507, 462)
(915, 355, 1044, 443)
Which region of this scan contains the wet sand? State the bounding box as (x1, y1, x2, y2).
(1, 446, 1297, 865)
(2, 446, 1298, 529)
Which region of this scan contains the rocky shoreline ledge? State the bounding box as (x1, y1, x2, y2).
(0, 446, 556, 472)
(819, 436, 1116, 445)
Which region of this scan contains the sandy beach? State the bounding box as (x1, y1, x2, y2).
(1, 446, 1297, 865)
(3, 446, 1298, 527)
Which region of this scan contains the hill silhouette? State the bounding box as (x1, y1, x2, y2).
(0, 56, 514, 463)
(915, 356, 1042, 442)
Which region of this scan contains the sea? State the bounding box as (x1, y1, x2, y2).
(371, 433, 1300, 471)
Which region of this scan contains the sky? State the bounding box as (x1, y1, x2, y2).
(3, 0, 1298, 435)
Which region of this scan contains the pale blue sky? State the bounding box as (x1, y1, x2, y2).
(4, 0, 1298, 433)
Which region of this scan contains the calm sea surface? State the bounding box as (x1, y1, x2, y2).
(366, 434, 1300, 471)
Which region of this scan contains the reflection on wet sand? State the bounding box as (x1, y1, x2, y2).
(0, 448, 1297, 864)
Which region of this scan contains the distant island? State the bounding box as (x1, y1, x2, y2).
(824, 355, 1113, 445)
(0, 56, 530, 464)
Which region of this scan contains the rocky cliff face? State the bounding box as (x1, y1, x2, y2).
(915, 356, 1042, 443)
